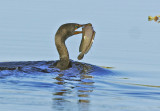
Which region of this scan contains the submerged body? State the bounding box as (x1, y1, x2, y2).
(78, 23, 95, 60)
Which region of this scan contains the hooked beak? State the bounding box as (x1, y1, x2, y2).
(73, 23, 92, 35)
(75, 24, 83, 30)
(74, 24, 83, 35)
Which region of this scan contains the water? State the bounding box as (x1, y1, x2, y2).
(0, 0, 160, 111)
(0, 61, 159, 111)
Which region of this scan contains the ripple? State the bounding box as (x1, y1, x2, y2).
(0, 61, 160, 111)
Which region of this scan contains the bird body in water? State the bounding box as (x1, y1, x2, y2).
(55, 23, 83, 70)
(0, 23, 96, 72)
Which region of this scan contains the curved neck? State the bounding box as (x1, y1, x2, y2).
(55, 36, 69, 61)
(55, 35, 70, 70)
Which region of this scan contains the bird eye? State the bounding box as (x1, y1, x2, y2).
(75, 25, 78, 29)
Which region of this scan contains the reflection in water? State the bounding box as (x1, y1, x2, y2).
(1, 61, 160, 111)
(52, 65, 94, 111)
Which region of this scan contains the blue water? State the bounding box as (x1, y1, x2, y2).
(0, 61, 159, 111)
(0, 0, 160, 111)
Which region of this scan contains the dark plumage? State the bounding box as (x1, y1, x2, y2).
(54, 23, 83, 70)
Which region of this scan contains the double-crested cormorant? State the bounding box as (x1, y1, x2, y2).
(54, 23, 83, 70)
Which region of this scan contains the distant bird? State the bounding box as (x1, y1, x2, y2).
(54, 23, 83, 70)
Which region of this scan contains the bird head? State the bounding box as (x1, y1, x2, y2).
(56, 23, 83, 38)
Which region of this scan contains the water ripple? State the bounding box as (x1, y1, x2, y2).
(0, 61, 160, 111)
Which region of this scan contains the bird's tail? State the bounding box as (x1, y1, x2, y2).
(78, 53, 84, 60)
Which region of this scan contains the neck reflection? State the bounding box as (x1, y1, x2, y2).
(52, 68, 94, 111)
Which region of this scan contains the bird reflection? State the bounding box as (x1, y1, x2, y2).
(52, 65, 94, 110)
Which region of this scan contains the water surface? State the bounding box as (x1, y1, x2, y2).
(0, 0, 160, 111)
